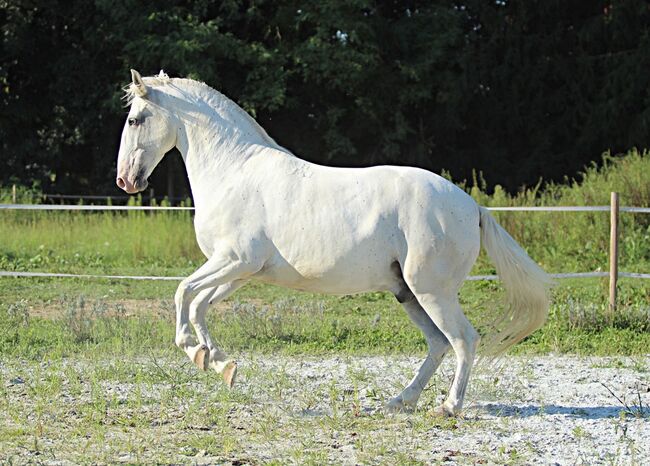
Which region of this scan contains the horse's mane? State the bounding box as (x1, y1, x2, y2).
(123, 71, 282, 150)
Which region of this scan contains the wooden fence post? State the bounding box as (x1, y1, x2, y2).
(609, 192, 619, 313)
(12, 184, 17, 203)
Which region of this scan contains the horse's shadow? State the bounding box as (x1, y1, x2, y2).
(477, 403, 634, 419)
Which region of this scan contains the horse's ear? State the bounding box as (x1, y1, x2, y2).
(130, 69, 148, 98)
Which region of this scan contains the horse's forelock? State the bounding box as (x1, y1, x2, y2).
(122, 83, 138, 107)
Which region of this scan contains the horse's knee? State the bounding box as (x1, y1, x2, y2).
(175, 280, 194, 308)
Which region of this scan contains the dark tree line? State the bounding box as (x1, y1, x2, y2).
(2, 0, 649, 198)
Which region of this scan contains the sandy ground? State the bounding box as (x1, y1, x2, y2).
(2, 354, 649, 465)
(242, 355, 650, 465)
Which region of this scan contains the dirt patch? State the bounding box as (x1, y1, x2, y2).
(26, 298, 172, 319)
(25, 298, 265, 319)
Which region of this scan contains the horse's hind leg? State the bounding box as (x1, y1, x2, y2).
(407, 290, 479, 416)
(386, 296, 451, 412)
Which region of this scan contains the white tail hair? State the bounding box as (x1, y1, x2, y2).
(478, 206, 553, 356)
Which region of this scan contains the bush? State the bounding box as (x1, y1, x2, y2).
(462, 149, 650, 275)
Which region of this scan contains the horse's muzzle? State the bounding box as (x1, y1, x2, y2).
(116, 175, 148, 194)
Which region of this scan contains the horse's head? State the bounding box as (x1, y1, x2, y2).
(116, 70, 178, 193)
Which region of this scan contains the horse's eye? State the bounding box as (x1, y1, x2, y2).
(128, 117, 139, 127)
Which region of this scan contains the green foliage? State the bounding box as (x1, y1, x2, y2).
(0, 184, 42, 204)
(463, 149, 650, 276)
(2, 1, 650, 195)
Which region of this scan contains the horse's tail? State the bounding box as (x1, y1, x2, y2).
(478, 206, 553, 356)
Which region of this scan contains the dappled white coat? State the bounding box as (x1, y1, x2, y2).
(116, 70, 551, 416)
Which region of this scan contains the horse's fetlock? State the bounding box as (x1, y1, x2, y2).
(175, 333, 192, 348)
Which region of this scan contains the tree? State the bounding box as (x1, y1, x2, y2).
(1, 0, 649, 197)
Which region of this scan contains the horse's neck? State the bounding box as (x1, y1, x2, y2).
(178, 119, 292, 211)
(167, 87, 296, 210)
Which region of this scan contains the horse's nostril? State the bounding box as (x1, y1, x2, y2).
(116, 177, 126, 189)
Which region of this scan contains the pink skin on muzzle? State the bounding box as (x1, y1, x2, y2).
(116, 148, 148, 193)
(116, 176, 138, 194)
(116, 174, 148, 194)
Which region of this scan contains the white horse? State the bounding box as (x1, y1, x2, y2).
(116, 70, 550, 416)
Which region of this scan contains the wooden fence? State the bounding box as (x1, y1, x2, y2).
(1, 192, 648, 311)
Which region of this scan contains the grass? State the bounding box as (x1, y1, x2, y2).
(0, 209, 200, 277)
(0, 354, 485, 464)
(0, 277, 648, 361)
(0, 149, 649, 358)
(2, 150, 649, 464)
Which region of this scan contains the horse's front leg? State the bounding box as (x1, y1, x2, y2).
(174, 253, 260, 385)
(186, 280, 247, 386)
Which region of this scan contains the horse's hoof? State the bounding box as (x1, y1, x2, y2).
(385, 397, 414, 413)
(193, 345, 209, 371)
(222, 361, 237, 388)
(430, 403, 456, 417)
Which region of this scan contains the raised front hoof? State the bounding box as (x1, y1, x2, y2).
(384, 396, 416, 414)
(222, 361, 237, 388)
(211, 358, 238, 388)
(191, 344, 210, 371)
(430, 403, 457, 418)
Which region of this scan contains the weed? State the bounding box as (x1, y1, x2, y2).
(559, 298, 650, 332)
(600, 382, 648, 419)
(572, 425, 591, 439)
(6, 300, 29, 326)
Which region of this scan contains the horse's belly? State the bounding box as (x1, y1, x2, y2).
(256, 248, 397, 295)
(258, 270, 393, 295)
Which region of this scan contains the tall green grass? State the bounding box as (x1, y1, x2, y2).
(0, 197, 202, 276)
(1, 149, 648, 276)
(464, 149, 650, 274)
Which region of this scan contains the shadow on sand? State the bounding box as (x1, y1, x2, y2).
(476, 403, 637, 419)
